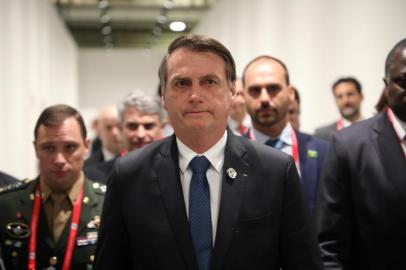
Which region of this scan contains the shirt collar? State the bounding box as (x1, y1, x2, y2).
(40, 173, 84, 205)
(252, 122, 293, 146)
(391, 110, 406, 141)
(177, 130, 227, 174)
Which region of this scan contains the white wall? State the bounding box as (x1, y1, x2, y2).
(193, 0, 406, 133)
(78, 48, 165, 131)
(0, 0, 78, 179)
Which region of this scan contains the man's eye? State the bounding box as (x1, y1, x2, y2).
(42, 145, 55, 152)
(126, 123, 139, 131)
(174, 80, 189, 87)
(65, 144, 77, 152)
(144, 123, 157, 130)
(248, 86, 261, 97)
(205, 79, 217, 86)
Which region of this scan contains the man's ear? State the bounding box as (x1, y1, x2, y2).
(33, 141, 39, 159)
(287, 85, 295, 103)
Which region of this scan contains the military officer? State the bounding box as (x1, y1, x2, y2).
(0, 104, 105, 270)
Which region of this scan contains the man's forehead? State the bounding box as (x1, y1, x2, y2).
(167, 48, 226, 77)
(37, 118, 81, 139)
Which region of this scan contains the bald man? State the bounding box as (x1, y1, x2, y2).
(85, 106, 123, 167)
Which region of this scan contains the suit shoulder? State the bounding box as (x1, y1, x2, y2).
(238, 136, 293, 165)
(335, 115, 379, 141)
(0, 178, 34, 196)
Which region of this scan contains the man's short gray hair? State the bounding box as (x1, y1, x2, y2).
(118, 89, 165, 123)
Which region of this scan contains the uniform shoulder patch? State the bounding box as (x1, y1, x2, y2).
(91, 182, 106, 194)
(0, 178, 33, 194)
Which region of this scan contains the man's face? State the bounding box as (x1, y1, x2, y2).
(34, 117, 89, 192)
(98, 110, 122, 155)
(230, 79, 247, 121)
(288, 98, 300, 129)
(122, 107, 163, 152)
(162, 48, 234, 137)
(244, 59, 293, 128)
(386, 48, 406, 122)
(333, 82, 363, 120)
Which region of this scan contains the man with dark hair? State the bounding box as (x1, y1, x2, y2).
(0, 104, 105, 270)
(314, 76, 364, 140)
(242, 55, 327, 214)
(316, 38, 406, 269)
(93, 34, 322, 270)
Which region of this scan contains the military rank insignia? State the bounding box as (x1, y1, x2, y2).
(6, 222, 30, 239)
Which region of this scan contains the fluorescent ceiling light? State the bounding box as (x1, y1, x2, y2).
(169, 21, 186, 32)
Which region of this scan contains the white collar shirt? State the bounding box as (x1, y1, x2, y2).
(177, 131, 227, 243)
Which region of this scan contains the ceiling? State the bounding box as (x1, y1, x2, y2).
(51, 0, 217, 49)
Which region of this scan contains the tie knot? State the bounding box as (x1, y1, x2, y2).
(265, 138, 280, 148)
(190, 156, 210, 173)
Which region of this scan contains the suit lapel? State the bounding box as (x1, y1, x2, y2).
(212, 133, 248, 270)
(155, 136, 198, 270)
(374, 113, 406, 205)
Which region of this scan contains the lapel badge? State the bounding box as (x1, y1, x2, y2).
(6, 222, 31, 239)
(226, 168, 237, 179)
(87, 215, 101, 229)
(307, 149, 318, 158)
(83, 196, 89, 204)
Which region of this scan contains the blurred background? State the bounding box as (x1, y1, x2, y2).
(0, 0, 405, 179)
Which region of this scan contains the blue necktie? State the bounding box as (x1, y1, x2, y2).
(265, 138, 282, 149)
(189, 156, 212, 270)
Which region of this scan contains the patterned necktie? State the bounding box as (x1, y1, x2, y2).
(189, 155, 212, 270)
(265, 138, 282, 149)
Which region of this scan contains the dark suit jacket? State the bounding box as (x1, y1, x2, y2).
(0, 177, 106, 270)
(84, 158, 116, 184)
(243, 129, 328, 213)
(93, 132, 322, 270)
(0, 171, 17, 187)
(84, 148, 105, 167)
(314, 122, 337, 141)
(316, 112, 406, 269)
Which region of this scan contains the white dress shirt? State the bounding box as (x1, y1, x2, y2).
(391, 110, 406, 154)
(177, 131, 227, 243)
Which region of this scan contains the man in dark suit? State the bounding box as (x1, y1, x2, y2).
(85, 105, 122, 167)
(0, 104, 105, 270)
(316, 38, 406, 269)
(242, 55, 327, 214)
(93, 34, 322, 270)
(314, 77, 364, 141)
(84, 90, 165, 184)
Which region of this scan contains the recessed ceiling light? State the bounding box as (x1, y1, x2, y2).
(169, 21, 186, 32)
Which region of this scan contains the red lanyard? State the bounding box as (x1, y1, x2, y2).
(28, 183, 84, 270)
(290, 126, 300, 174)
(336, 119, 344, 131)
(387, 108, 406, 159)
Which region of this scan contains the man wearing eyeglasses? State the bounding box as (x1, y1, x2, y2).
(242, 55, 328, 214)
(84, 90, 164, 183)
(316, 39, 406, 270)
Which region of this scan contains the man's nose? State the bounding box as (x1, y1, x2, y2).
(54, 152, 67, 165)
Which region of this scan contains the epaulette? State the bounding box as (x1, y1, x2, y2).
(0, 178, 33, 194)
(91, 182, 107, 195)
